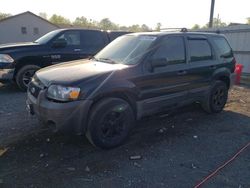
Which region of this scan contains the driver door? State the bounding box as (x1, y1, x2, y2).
(49, 30, 82, 64)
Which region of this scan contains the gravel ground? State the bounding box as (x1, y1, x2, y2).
(0, 83, 250, 188)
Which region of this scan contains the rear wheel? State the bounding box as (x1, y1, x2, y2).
(202, 80, 228, 113)
(16, 65, 40, 91)
(86, 98, 135, 149)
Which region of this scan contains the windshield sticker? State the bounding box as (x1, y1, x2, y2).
(139, 36, 157, 41)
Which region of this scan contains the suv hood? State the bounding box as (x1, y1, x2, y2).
(0, 42, 39, 53)
(36, 59, 128, 87)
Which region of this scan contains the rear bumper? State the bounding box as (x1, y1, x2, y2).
(27, 90, 93, 135)
(0, 68, 14, 81)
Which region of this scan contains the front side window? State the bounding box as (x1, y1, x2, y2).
(35, 30, 62, 44)
(57, 31, 80, 46)
(152, 36, 186, 65)
(188, 39, 212, 62)
(95, 35, 157, 65)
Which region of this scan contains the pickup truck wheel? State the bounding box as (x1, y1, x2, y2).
(86, 98, 135, 149)
(202, 80, 228, 113)
(16, 65, 40, 91)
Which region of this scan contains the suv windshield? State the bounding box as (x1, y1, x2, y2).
(94, 35, 157, 65)
(35, 30, 62, 44)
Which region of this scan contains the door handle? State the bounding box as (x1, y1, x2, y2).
(210, 65, 217, 69)
(177, 70, 187, 75)
(74, 49, 82, 52)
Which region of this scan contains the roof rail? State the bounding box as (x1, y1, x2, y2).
(157, 27, 188, 32)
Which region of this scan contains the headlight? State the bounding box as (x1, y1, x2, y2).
(0, 54, 14, 63)
(47, 85, 81, 101)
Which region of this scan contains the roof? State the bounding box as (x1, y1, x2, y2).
(0, 11, 59, 28)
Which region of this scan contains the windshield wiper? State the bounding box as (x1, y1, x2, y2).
(97, 58, 117, 64)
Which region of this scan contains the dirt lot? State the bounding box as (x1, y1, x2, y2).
(0, 83, 250, 188)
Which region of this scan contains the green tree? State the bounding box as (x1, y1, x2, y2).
(0, 13, 11, 20)
(141, 24, 151, 32)
(203, 18, 227, 28)
(73, 16, 89, 27)
(119, 26, 129, 31)
(247, 17, 250, 24)
(128, 24, 141, 32)
(192, 24, 200, 30)
(49, 14, 71, 25)
(155, 22, 162, 31)
(99, 18, 118, 30)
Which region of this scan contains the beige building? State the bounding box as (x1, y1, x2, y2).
(0, 11, 59, 44)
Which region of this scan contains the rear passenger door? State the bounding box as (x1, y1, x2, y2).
(186, 35, 217, 96)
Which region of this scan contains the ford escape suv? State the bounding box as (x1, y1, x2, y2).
(27, 31, 236, 149)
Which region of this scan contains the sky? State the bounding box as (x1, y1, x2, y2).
(1, 0, 250, 28)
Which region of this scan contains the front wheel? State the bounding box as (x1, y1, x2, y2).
(202, 80, 228, 113)
(86, 98, 135, 149)
(15, 65, 40, 91)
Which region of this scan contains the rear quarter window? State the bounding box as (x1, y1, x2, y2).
(211, 37, 233, 58)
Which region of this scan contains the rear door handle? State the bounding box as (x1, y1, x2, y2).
(210, 65, 217, 69)
(177, 70, 187, 75)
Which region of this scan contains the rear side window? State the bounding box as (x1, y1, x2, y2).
(81, 31, 106, 52)
(152, 36, 186, 65)
(188, 39, 212, 62)
(212, 37, 233, 58)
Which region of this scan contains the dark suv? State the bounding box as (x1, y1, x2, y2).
(0, 29, 130, 90)
(27, 31, 236, 149)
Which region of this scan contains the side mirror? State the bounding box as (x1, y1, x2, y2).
(150, 58, 168, 69)
(52, 38, 67, 48)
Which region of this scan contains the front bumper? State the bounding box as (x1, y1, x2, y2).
(0, 68, 14, 80)
(27, 90, 93, 135)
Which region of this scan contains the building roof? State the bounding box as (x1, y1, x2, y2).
(0, 11, 59, 28)
(194, 24, 250, 34)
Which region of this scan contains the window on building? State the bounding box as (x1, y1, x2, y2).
(152, 36, 186, 65)
(188, 39, 213, 62)
(33, 27, 39, 35)
(21, 27, 27, 34)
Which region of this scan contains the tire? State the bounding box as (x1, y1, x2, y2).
(202, 80, 228, 113)
(16, 65, 40, 91)
(86, 98, 135, 149)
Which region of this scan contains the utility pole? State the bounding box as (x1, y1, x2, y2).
(209, 0, 215, 28)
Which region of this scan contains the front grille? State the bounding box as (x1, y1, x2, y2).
(28, 77, 45, 98)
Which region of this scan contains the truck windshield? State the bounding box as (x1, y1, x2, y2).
(94, 35, 157, 65)
(35, 30, 62, 44)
